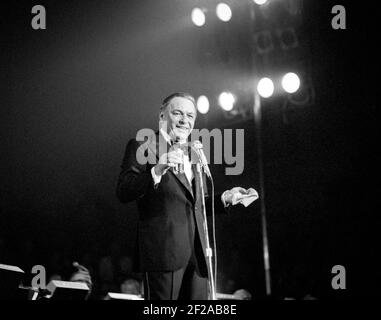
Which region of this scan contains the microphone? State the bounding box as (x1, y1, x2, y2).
(192, 140, 211, 178)
(172, 136, 185, 174)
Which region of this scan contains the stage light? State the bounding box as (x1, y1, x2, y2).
(218, 92, 235, 111)
(197, 95, 210, 114)
(254, 0, 269, 5)
(216, 3, 232, 22)
(191, 8, 206, 27)
(257, 77, 274, 98)
(281, 72, 300, 93)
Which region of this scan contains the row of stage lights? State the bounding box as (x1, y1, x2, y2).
(192, 0, 270, 26)
(196, 72, 301, 114)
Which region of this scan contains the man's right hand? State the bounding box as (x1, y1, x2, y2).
(154, 149, 183, 176)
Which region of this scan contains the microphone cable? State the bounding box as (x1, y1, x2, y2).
(204, 169, 217, 298)
(209, 174, 218, 297)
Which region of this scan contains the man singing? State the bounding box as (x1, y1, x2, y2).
(116, 92, 258, 300)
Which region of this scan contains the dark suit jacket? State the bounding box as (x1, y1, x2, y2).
(116, 132, 227, 273)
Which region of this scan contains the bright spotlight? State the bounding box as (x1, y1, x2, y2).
(192, 8, 206, 27)
(257, 77, 274, 98)
(254, 0, 269, 5)
(216, 3, 232, 22)
(281, 72, 300, 93)
(218, 92, 235, 111)
(197, 95, 210, 114)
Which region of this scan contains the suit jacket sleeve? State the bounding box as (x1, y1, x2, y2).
(116, 139, 154, 203)
(204, 180, 231, 215)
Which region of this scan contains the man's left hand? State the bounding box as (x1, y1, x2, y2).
(223, 187, 259, 207)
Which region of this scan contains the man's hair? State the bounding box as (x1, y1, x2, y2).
(160, 92, 196, 111)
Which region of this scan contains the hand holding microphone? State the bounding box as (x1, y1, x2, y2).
(154, 145, 185, 176)
(154, 139, 210, 177)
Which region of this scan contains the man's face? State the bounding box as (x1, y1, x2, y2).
(160, 96, 197, 143)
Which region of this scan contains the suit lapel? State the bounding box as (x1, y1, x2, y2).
(174, 169, 194, 199)
(192, 164, 199, 203)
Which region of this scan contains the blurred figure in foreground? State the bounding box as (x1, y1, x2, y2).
(70, 261, 93, 289)
(120, 278, 143, 297)
(233, 289, 252, 300)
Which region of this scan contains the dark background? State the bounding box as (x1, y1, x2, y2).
(1, 0, 379, 299)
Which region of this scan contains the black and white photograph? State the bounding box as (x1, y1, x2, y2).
(1, 0, 379, 309)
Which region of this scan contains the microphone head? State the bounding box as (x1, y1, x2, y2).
(191, 140, 211, 178)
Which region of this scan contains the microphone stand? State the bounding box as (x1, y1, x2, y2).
(196, 162, 216, 300)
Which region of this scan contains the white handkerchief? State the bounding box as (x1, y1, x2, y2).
(241, 194, 259, 207)
(232, 193, 259, 207)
